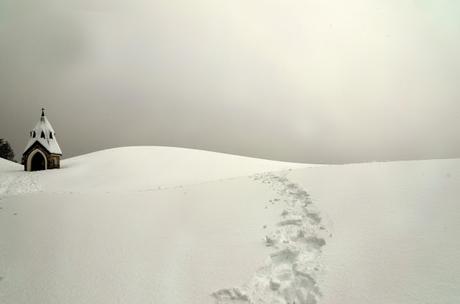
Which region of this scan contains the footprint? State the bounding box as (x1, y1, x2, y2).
(214, 173, 330, 304)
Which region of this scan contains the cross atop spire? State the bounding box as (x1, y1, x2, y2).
(41, 108, 45, 117)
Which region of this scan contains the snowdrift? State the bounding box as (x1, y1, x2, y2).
(1, 146, 309, 195)
(0, 148, 459, 304)
(0, 157, 20, 171)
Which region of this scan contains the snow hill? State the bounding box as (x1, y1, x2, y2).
(0, 147, 459, 304)
(0, 146, 309, 195)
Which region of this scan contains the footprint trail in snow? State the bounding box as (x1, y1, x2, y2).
(213, 172, 331, 304)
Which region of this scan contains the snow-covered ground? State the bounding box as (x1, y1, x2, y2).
(0, 146, 309, 195)
(0, 147, 459, 304)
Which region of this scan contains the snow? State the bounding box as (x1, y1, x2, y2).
(29, 146, 310, 194)
(0, 158, 21, 171)
(288, 159, 460, 303)
(0, 148, 459, 304)
(213, 173, 331, 304)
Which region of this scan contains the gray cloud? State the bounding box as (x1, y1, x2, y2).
(1, 0, 459, 163)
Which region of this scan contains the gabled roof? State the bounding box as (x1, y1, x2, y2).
(24, 109, 62, 155)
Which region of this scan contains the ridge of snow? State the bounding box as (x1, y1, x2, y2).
(0, 158, 21, 171)
(0, 146, 311, 196)
(33, 146, 312, 194)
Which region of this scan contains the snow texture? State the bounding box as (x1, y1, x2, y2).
(213, 172, 330, 304)
(0, 159, 41, 197)
(1, 148, 459, 304)
(1, 146, 310, 195)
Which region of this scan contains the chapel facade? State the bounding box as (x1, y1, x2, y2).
(22, 108, 62, 171)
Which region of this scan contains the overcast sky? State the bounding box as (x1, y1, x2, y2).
(1, 0, 459, 163)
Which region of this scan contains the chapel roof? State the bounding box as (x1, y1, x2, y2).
(24, 108, 62, 155)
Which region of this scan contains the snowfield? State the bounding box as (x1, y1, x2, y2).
(2, 146, 309, 195)
(0, 147, 459, 304)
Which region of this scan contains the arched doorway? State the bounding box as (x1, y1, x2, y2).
(30, 151, 46, 171)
